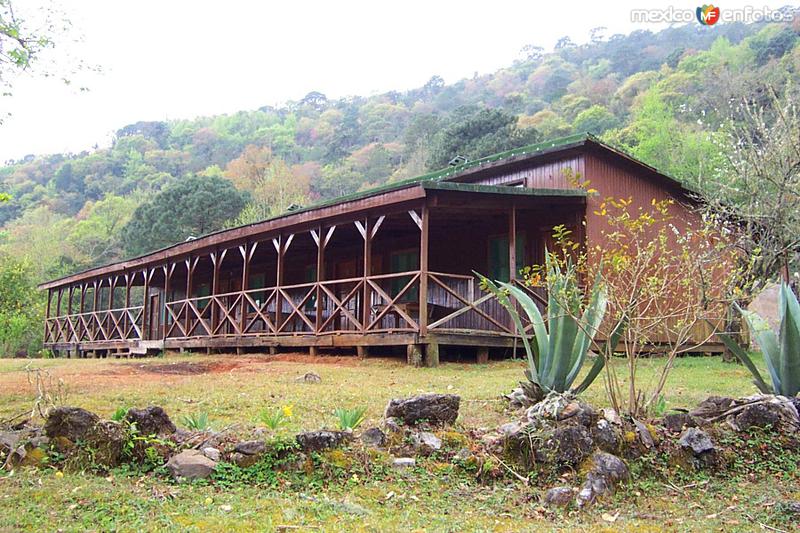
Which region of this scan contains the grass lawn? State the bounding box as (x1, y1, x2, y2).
(0, 353, 796, 532)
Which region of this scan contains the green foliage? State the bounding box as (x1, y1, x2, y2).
(110, 406, 129, 422)
(180, 411, 210, 431)
(718, 283, 800, 397)
(0, 253, 43, 356)
(334, 406, 367, 430)
(426, 107, 541, 170)
(572, 105, 619, 135)
(480, 253, 608, 399)
(120, 174, 247, 256)
(259, 405, 293, 431)
(211, 436, 300, 488)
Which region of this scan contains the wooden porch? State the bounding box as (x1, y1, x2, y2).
(42, 184, 586, 363)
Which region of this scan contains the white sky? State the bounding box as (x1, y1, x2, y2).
(0, 0, 793, 162)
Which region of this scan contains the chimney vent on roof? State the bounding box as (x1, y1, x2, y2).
(448, 155, 469, 167)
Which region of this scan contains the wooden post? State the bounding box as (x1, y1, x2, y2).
(163, 264, 173, 339)
(314, 226, 325, 335)
(477, 347, 489, 365)
(240, 242, 255, 335)
(185, 257, 197, 336)
(419, 205, 429, 336)
(211, 249, 224, 334)
(142, 268, 151, 340)
(509, 204, 517, 281)
(407, 344, 423, 367)
(274, 236, 285, 333)
(361, 218, 372, 333)
(425, 342, 440, 368)
(79, 283, 86, 314)
(44, 288, 52, 344)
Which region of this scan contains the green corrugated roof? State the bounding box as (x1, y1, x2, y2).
(421, 181, 587, 197)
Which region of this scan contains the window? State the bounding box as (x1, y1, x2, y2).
(488, 233, 526, 282)
(390, 250, 419, 303)
(248, 272, 266, 306)
(195, 283, 211, 310)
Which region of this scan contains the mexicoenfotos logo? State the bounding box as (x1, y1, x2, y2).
(696, 4, 721, 25)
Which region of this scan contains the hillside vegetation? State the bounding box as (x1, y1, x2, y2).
(1, 19, 799, 354)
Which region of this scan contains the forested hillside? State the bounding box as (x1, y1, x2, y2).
(1, 18, 799, 354)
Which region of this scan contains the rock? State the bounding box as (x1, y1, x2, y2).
(453, 448, 472, 461)
(230, 452, 259, 468)
(88, 420, 127, 467)
(384, 393, 460, 426)
(661, 412, 698, 433)
(498, 421, 524, 438)
(779, 501, 800, 516)
(690, 396, 736, 421)
(202, 447, 221, 462)
(234, 440, 266, 456)
(540, 426, 594, 466)
(166, 449, 217, 481)
(504, 387, 533, 409)
(28, 436, 50, 449)
(125, 406, 176, 436)
(632, 418, 655, 448)
(601, 408, 622, 426)
(729, 399, 799, 432)
(412, 431, 442, 454)
(679, 427, 715, 455)
(392, 457, 415, 469)
(295, 372, 322, 383)
(296, 430, 350, 452)
(44, 407, 99, 442)
(592, 419, 621, 453)
(360, 427, 386, 448)
(543, 487, 575, 508)
(0, 430, 22, 453)
(383, 417, 402, 433)
(479, 432, 505, 453)
(576, 452, 630, 507)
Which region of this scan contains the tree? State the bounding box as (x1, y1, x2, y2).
(426, 107, 541, 169)
(572, 105, 619, 135)
(120, 174, 247, 256)
(700, 84, 800, 284)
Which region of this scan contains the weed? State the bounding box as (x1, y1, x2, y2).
(334, 406, 366, 430)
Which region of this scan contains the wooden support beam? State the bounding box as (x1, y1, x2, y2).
(356, 345, 368, 359)
(142, 268, 151, 340)
(509, 204, 517, 281)
(425, 343, 440, 368)
(362, 218, 372, 333)
(315, 225, 325, 334)
(239, 243, 251, 334)
(477, 346, 489, 365)
(419, 205, 429, 335)
(407, 344, 423, 367)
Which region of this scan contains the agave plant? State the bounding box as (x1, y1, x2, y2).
(481, 254, 610, 402)
(718, 283, 800, 397)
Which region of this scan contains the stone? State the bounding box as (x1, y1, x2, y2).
(633, 418, 655, 448)
(360, 427, 386, 449)
(453, 448, 472, 461)
(234, 440, 266, 456)
(296, 430, 350, 452)
(202, 447, 221, 462)
(504, 387, 533, 409)
(383, 417, 402, 433)
(540, 426, 594, 466)
(392, 457, 416, 469)
(166, 449, 217, 481)
(230, 452, 259, 468)
(498, 421, 524, 438)
(690, 396, 736, 421)
(412, 431, 442, 454)
(28, 436, 50, 449)
(44, 407, 99, 442)
(661, 412, 698, 433)
(591, 419, 621, 453)
(543, 487, 575, 508)
(0, 430, 22, 453)
(730, 400, 798, 432)
(576, 452, 630, 507)
(125, 406, 176, 436)
(384, 393, 460, 426)
(295, 372, 321, 383)
(88, 420, 127, 467)
(601, 408, 622, 426)
(679, 427, 715, 455)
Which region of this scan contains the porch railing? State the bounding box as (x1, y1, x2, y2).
(44, 271, 542, 344)
(44, 306, 144, 344)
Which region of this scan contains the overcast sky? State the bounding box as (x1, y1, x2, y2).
(0, 0, 792, 162)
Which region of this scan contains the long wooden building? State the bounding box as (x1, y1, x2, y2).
(39, 134, 707, 364)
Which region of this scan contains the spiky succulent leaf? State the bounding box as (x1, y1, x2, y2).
(777, 284, 800, 397)
(717, 331, 772, 394)
(741, 307, 782, 394)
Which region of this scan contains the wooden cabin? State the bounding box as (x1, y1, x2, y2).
(39, 133, 712, 363)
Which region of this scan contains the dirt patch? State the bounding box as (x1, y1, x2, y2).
(118, 354, 360, 376)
